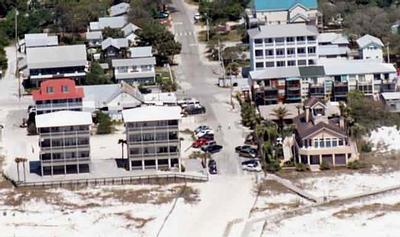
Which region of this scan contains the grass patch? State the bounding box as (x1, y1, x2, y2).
(333, 203, 400, 219)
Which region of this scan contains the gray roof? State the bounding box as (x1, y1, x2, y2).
(381, 92, 400, 101)
(115, 71, 155, 80)
(122, 23, 140, 37)
(24, 33, 58, 48)
(112, 57, 156, 67)
(26, 45, 87, 69)
(101, 37, 129, 50)
(86, 31, 103, 40)
(321, 59, 396, 75)
(249, 67, 300, 80)
(109, 2, 130, 17)
(248, 23, 318, 39)
(129, 46, 153, 58)
(318, 33, 349, 45)
(299, 66, 325, 77)
(356, 34, 384, 48)
(90, 16, 127, 31)
(318, 45, 349, 56)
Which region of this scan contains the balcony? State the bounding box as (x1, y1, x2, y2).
(129, 152, 180, 158)
(297, 41, 306, 45)
(297, 53, 306, 57)
(254, 43, 263, 48)
(36, 102, 82, 109)
(128, 139, 180, 145)
(127, 125, 179, 132)
(40, 144, 90, 151)
(41, 156, 90, 164)
(40, 130, 90, 137)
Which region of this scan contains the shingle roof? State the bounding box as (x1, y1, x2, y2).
(26, 45, 87, 69)
(294, 114, 346, 139)
(303, 97, 325, 108)
(101, 38, 129, 50)
(36, 111, 92, 128)
(356, 34, 384, 48)
(254, 0, 318, 11)
(248, 23, 318, 39)
(109, 2, 130, 17)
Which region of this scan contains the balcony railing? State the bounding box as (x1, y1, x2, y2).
(129, 152, 179, 158)
(127, 125, 178, 132)
(40, 130, 90, 136)
(36, 102, 82, 109)
(40, 144, 90, 151)
(128, 139, 179, 145)
(41, 157, 90, 163)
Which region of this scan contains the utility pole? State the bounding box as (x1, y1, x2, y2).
(15, 8, 21, 99)
(387, 43, 390, 63)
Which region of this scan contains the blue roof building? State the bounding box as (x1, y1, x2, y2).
(254, 0, 318, 11)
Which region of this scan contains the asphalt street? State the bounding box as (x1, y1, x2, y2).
(170, 0, 245, 175)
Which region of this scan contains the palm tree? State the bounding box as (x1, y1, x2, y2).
(270, 106, 290, 132)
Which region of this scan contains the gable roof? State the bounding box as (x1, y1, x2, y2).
(318, 32, 349, 45)
(36, 111, 92, 128)
(86, 31, 103, 40)
(248, 23, 318, 39)
(109, 2, 130, 17)
(32, 78, 84, 101)
(356, 34, 384, 48)
(122, 23, 141, 37)
(304, 97, 326, 108)
(26, 45, 87, 69)
(294, 114, 347, 139)
(112, 57, 156, 67)
(90, 16, 127, 31)
(129, 46, 153, 58)
(254, 0, 318, 11)
(101, 37, 129, 50)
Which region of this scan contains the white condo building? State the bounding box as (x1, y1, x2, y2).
(248, 23, 319, 70)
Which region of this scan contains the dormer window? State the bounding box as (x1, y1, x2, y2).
(46, 86, 54, 93)
(62, 85, 69, 92)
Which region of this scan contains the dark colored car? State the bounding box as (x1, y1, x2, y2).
(184, 105, 206, 115)
(202, 144, 223, 153)
(208, 159, 217, 174)
(235, 145, 252, 153)
(199, 133, 214, 141)
(239, 147, 258, 158)
(241, 159, 258, 166)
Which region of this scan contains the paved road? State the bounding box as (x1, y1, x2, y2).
(171, 0, 245, 176)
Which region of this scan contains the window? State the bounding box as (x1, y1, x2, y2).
(326, 138, 331, 147)
(255, 50, 263, 57)
(286, 37, 294, 43)
(275, 37, 284, 45)
(264, 38, 273, 44)
(277, 61, 285, 67)
(287, 48, 295, 55)
(255, 62, 264, 69)
(265, 62, 275, 67)
(265, 49, 274, 56)
(332, 139, 338, 147)
(297, 60, 307, 66)
(296, 36, 305, 42)
(254, 39, 263, 44)
(307, 36, 316, 42)
(46, 86, 54, 93)
(61, 85, 69, 93)
(307, 47, 316, 54)
(319, 138, 325, 148)
(276, 49, 285, 56)
(118, 66, 128, 72)
(308, 59, 315, 65)
(288, 60, 296, 66)
(313, 139, 319, 148)
(297, 48, 306, 54)
(358, 74, 366, 82)
(338, 139, 344, 146)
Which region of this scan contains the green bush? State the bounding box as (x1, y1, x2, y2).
(347, 160, 367, 170)
(295, 163, 309, 172)
(95, 111, 113, 134)
(264, 159, 280, 172)
(360, 142, 373, 153)
(320, 160, 332, 170)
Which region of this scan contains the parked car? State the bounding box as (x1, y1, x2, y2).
(178, 98, 200, 108)
(202, 144, 223, 153)
(196, 129, 214, 138)
(194, 125, 209, 134)
(238, 147, 258, 158)
(200, 133, 214, 141)
(201, 140, 216, 149)
(241, 159, 259, 166)
(235, 145, 252, 153)
(194, 13, 201, 22)
(208, 159, 217, 174)
(242, 161, 262, 172)
(184, 104, 206, 115)
(192, 138, 208, 148)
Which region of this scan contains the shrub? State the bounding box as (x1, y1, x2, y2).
(283, 160, 295, 167)
(295, 163, 309, 172)
(347, 160, 367, 170)
(264, 159, 281, 172)
(27, 122, 37, 135)
(95, 111, 113, 134)
(360, 141, 373, 153)
(320, 160, 332, 170)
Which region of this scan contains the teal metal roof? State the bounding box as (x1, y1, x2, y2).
(254, 0, 318, 11)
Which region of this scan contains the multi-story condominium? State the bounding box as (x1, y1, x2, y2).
(25, 45, 88, 87)
(18, 33, 58, 53)
(250, 60, 398, 105)
(32, 79, 84, 115)
(292, 97, 359, 167)
(356, 34, 384, 62)
(250, 0, 319, 26)
(248, 23, 319, 70)
(36, 111, 92, 176)
(122, 106, 181, 171)
(112, 54, 156, 84)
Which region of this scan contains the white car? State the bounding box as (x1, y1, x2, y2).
(194, 13, 201, 21)
(242, 162, 262, 172)
(196, 129, 214, 138)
